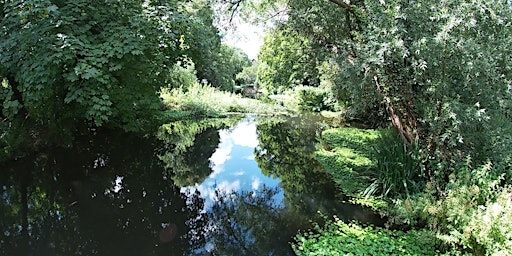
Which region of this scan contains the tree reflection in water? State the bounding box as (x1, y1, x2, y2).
(0, 114, 383, 256)
(157, 117, 241, 187)
(0, 131, 209, 256)
(189, 114, 382, 255)
(197, 186, 294, 256)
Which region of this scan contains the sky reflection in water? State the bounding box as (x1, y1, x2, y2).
(181, 116, 284, 209)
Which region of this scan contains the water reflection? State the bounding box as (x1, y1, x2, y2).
(0, 131, 208, 256)
(1, 114, 383, 256)
(157, 117, 240, 187)
(181, 116, 282, 209)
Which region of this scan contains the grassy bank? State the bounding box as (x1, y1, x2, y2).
(296, 126, 512, 255)
(160, 83, 288, 121)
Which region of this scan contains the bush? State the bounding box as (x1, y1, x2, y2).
(389, 159, 512, 255)
(167, 58, 199, 90)
(285, 86, 338, 112)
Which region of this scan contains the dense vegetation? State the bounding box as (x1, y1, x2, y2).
(240, 0, 512, 254)
(2, 0, 512, 254)
(0, 0, 263, 162)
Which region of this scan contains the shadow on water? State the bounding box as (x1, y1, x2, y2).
(0, 131, 208, 256)
(0, 114, 384, 256)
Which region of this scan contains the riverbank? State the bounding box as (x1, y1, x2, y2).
(295, 126, 512, 255)
(159, 83, 289, 121)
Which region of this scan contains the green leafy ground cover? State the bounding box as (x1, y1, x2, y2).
(297, 126, 512, 255)
(315, 128, 380, 199)
(294, 216, 442, 256)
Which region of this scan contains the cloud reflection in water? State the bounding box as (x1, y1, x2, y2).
(181, 116, 284, 209)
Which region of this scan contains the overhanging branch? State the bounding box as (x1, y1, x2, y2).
(327, 0, 353, 12)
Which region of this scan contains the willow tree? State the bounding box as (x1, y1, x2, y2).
(227, 0, 512, 173)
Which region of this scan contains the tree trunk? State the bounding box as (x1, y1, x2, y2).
(374, 75, 417, 147)
(327, 0, 353, 12)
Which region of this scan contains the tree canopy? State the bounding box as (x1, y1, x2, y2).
(1, 0, 183, 129)
(250, 0, 512, 170)
(0, 0, 251, 136)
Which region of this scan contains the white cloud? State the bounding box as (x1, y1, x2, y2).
(209, 134, 233, 179)
(232, 170, 245, 176)
(230, 121, 258, 148)
(217, 180, 241, 193)
(251, 177, 261, 190)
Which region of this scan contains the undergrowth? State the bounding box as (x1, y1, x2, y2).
(293, 216, 445, 256)
(307, 126, 512, 255)
(160, 83, 287, 119)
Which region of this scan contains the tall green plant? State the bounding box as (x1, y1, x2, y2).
(368, 129, 422, 197)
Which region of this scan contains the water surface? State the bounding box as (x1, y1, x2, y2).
(0, 114, 382, 256)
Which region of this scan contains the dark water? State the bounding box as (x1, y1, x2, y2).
(0, 115, 382, 256)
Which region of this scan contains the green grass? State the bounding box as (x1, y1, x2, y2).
(316, 127, 422, 201)
(160, 83, 288, 119)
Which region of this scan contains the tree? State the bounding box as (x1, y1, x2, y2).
(231, 0, 512, 177)
(257, 27, 322, 94)
(212, 45, 252, 91)
(236, 60, 259, 86)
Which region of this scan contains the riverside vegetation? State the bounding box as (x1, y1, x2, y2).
(2, 0, 512, 255)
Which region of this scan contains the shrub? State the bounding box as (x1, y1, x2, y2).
(167, 57, 199, 90)
(284, 86, 338, 112)
(389, 159, 512, 255)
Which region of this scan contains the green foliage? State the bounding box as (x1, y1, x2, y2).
(204, 44, 252, 91)
(369, 129, 422, 197)
(293, 86, 337, 112)
(389, 160, 512, 255)
(178, 0, 223, 86)
(167, 58, 199, 90)
(256, 0, 512, 171)
(235, 60, 259, 86)
(160, 83, 287, 117)
(293, 216, 443, 256)
(257, 27, 322, 94)
(229, 1, 512, 254)
(0, 0, 183, 128)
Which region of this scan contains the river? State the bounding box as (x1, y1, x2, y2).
(0, 114, 382, 256)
